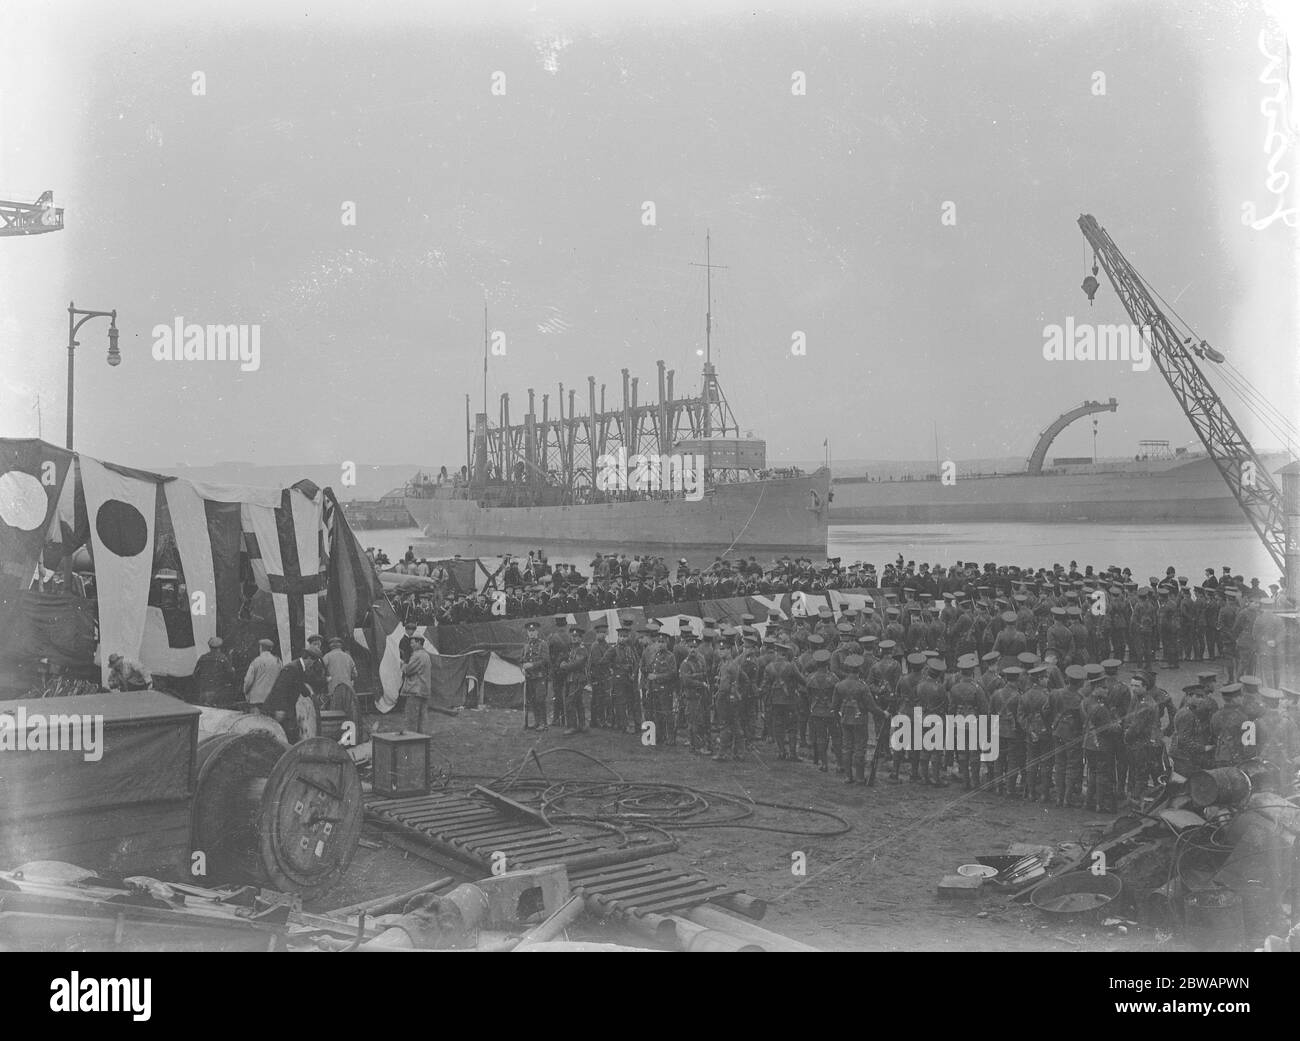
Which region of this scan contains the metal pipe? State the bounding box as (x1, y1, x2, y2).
(511, 893, 586, 951)
(683, 905, 820, 952)
(329, 876, 456, 918)
(662, 915, 764, 952)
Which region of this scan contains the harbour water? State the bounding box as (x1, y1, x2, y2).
(362, 521, 1281, 589)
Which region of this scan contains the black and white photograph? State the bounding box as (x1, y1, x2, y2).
(1, 0, 1299, 983)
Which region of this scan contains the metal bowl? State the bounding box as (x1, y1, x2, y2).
(1030, 871, 1123, 923)
(957, 863, 999, 879)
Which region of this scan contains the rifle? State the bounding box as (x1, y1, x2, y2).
(867, 705, 891, 785)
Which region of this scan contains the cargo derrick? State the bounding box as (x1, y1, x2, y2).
(1077, 214, 1288, 575)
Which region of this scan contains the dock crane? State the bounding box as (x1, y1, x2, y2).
(0, 190, 63, 236)
(1077, 214, 1290, 578)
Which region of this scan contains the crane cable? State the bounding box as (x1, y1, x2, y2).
(1131, 264, 1299, 449)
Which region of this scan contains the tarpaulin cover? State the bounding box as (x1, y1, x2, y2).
(429, 652, 477, 710)
(0, 591, 98, 668)
(0, 691, 199, 821)
(433, 590, 889, 656)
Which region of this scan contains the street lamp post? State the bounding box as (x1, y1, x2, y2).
(66, 300, 119, 450)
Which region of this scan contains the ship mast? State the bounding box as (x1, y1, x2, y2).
(689, 230, 733, 439)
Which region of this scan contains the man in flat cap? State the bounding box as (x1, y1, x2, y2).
(243, 637, 281, 712)
(194, 635, 236, 707)
(399, 634, 433, 735)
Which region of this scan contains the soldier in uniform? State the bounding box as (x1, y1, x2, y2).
(917, 659, 950, 787)
(893, 652, 927, 781)
(557, 625, 590, 734)
(1131, 589, 1156, 671)
(795, 633, 824, 751)
(1048, 664, 1086, 807)
(1283, 687, 1300, 735)
(1210, 682, 1250, 766)
(1107, 585, 1129, 663)
(547, 614, 571, 726)
(646, 631, 678, 747)
(948, 654, 988, 791)
(1256, 688, 1298, 793)
(1098, 659, 1130, 793)
(521, 621, 550, 730)
(1217, 588, 1240, 681)
(587, 620, 612, 728)
(1047, 606, 1072, 663)
(610, 623, 641, 732)
(1179, 583, 1201, 663)
(1125, 674, 1163, 801)
(1081, 669, 1120, 812)
(1200, 585, 1220, 661)
(833, 654, 889, 785)
(679, 634, 712, 754)
(1156, 589, 1180, 669)
(991, 665, 1024, 796)
(764, 641, 806, 761)
(1019, 664, 1053, 802)
(1170, 686, 1210, 778)
(1239, 674, 1267, 724)
(992, 611, 1027, 669)
(806, 649, 838, 772)
(712, 631, 746, 762)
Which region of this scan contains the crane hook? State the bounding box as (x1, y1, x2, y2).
(1081, 274, 1100, 304)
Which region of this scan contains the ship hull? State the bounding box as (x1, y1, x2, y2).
(829, 454, 1291, 524)
(406, 471, 830, 556)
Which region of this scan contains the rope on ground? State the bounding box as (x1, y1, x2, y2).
(452, 746, 851, 838)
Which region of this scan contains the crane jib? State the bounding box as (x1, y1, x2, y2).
(1076, 215, 1289, 578)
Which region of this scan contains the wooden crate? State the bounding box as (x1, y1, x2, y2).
(371, 732, 432, 797)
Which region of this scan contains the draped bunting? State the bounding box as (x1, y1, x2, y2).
(0, 440, 74, 635)
(0, 439, 397, 692)
(78, 455, 158, 684)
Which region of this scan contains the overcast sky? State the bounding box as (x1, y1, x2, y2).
(1, 0, 1296, 472)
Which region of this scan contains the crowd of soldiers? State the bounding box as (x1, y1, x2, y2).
(435, 553, 1292, 639)
(515, 582, 1299, 811)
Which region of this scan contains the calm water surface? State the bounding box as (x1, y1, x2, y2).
(363, 521, 1280, 587)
